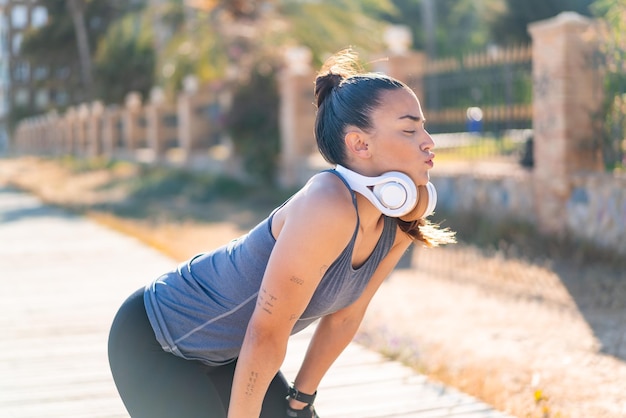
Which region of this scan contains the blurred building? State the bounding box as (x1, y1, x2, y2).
(0, 0, 49, 151)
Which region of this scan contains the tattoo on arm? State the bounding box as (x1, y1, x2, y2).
(258, 286, 278, 315)
(245, 371, 258, 396)
(290, 276, 304, 286)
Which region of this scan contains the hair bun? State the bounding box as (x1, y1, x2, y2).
(314, 72, 343, 108)
(313, 48, 362, 108)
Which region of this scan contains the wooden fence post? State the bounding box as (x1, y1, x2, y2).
(87, 101, 104, 157)
(146, 87, 172, 162)
(76, 104, 90, 156)
(123, 92, 145, 158)
(102, 105, 121, 158)
(63, 107, 76, 155)
(177, 76, 229, 164)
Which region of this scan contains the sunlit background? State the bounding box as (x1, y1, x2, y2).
(1, 1, 625, 417)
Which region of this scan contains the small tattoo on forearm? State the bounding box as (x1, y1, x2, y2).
(245, 371, 258, 396)
(290, 276, 304, 285)
(258, 286, 278, 314)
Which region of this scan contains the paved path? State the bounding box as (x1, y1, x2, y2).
(0, 187, 512, 418)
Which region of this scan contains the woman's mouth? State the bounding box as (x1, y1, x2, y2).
(426, 152, 435, 168)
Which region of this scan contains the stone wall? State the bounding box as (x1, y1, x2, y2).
(431, 168, 626, 255)
(432, 170, 536, 225)
(567, 172, 626, 254)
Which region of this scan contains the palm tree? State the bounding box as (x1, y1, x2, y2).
(153, 0, 396, 93)
(67, 0, 94, 101)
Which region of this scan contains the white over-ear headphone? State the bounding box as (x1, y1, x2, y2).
(334, 165, 437, 218)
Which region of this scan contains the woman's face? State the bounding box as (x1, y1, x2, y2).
(365, 88, 435, 186)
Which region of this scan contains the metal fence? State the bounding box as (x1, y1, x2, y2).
(421, 45, 533, 166)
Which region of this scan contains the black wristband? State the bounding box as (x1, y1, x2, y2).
(287, 385, 317, 405)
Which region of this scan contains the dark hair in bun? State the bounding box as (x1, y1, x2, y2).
(313, 48, 406, 165)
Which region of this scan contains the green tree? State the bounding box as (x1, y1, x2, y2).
(591, 0, 626, 170)
(156, 0, 396, 93)
(375, 0, 505, 57)
(226, 68, 280, 185)
(20, 0, 145, 106)
(377, 0, 423, 49)
(93, 12, 156, 104)
(276, 0, 396, 65)
(489, 0, 595, 44)
(67, 0, 94, 101)
(438, 0, 502, 55)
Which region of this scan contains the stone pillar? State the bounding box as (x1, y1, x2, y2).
(123, 92, 145, 155)
(278, 46, 317, 187)
(87, 101, 105, 157)
(31, 118, 41, 154)
(63, 107, 77, 155)
(374, 25, 426, 103)
(32, 116, 46, 155)
(178, 76, 198, 159)
(146, 87, 177, 162)
(29, 120, 38, 154)
(76, 104, 90, 156)
(13, 123, 24, 153)
(15, 122, 26, 154)
(46, 111, 62, 156)
(25, 121, 35, 153)
(177, 76, 215, 161)
(63, 115, 73, 155)
(102, 105, 121, 158)
(529, 12, 604, 234)
(146, 87, 166, 161)
(43, 113, 58, 155)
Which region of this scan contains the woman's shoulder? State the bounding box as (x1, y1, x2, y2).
(272, 171, 357, 239)
(298, 171, 356, 218)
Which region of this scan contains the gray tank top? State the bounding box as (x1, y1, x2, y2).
(144, 170, 397, 366)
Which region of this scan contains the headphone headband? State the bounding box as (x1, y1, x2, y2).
(334, 165, 436, 219)
(335, 165, 436, 218)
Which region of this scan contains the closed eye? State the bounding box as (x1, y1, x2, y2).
(403, 130, 416, 134)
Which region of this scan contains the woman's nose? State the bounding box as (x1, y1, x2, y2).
(422, 131, 435, 151)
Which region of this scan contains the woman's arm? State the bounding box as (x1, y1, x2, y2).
(288, 231, 413, 409)
(227, 182, 357, 418)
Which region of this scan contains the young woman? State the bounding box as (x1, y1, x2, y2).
(108, 48, 455, 418)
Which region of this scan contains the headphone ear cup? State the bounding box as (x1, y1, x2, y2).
(372, 181, 409, 210)
(400, 182, 437, 221)
(423, 182, 437, 218)
(371, 172, 417, 217)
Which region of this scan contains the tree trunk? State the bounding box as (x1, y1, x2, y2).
(67, 0, 93, 101)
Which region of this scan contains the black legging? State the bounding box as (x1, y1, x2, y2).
(108, 288, 289, 418)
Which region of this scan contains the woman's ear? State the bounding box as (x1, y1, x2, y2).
(344, 130, 371, 159)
